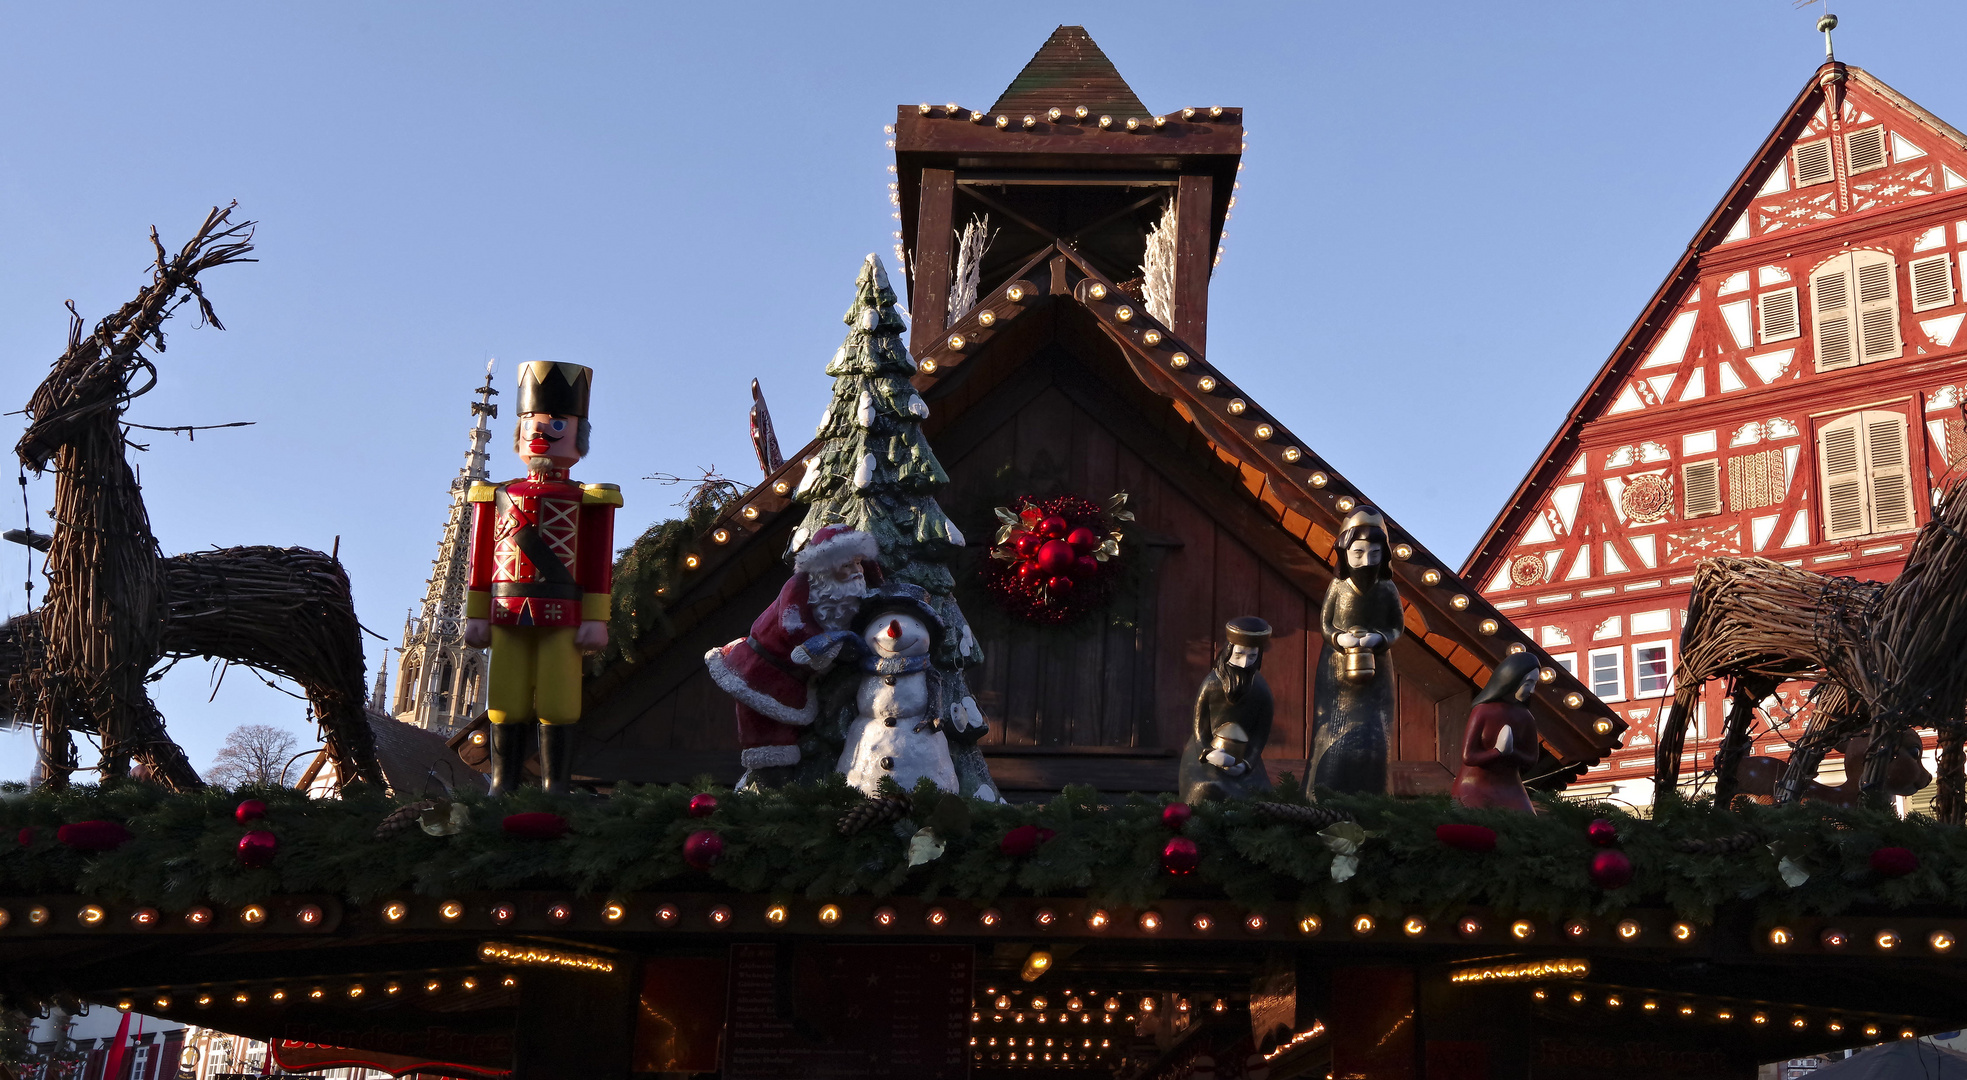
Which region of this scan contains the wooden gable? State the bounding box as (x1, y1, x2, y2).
(571, 243, 1622, 796)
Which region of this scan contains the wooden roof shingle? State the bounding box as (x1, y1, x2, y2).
(989, 26, 1149, 117)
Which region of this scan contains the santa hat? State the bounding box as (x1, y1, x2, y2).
(792, 523, 880, 576)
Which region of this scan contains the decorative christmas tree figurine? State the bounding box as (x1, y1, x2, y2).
(463, 362, 621, 796)
(1308, 506, 1402, 796)
(792, 254, 1002, 802)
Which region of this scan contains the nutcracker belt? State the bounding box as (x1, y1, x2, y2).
(744, 636, 809, 681)
(493, 582, 585, 600)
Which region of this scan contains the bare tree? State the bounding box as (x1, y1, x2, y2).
(206, 724, 299, 788)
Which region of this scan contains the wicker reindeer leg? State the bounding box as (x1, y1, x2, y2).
(1653, 684, 1704, 802)
(1709, 678, 1770, 806)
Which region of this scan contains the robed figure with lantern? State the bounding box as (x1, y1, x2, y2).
(463, 361, 621, 795)
(1178, 617, 1275, 805)
(1308, 507, 1402, 796)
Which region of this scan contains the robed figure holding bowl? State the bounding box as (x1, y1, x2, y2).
(1178, 617, 1275, 804)
(1309, 507, 1402, 796)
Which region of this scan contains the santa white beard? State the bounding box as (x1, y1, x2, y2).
(809, 573, 866, 631)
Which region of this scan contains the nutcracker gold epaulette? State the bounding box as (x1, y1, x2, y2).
(468, 482, 498, 503)
(582, 483, 623, 507)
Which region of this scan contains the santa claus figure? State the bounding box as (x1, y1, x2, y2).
(705, 524, 879, 789)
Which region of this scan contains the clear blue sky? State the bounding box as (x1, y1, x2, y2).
(0, 2, 1952, 783)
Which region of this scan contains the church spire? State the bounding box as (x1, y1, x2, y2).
(391, 363, 499, 734)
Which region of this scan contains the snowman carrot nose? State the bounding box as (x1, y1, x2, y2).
(886, 620, 901, 638)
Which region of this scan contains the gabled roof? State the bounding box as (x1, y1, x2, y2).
(990, 26, 1148, 117)
(589, 244, 1625, 773)
(1462, 63, 1967, 584)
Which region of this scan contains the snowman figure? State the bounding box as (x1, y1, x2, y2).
(838, 584, 961, 795)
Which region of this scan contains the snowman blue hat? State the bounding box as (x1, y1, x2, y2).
(852, 583, 946, 652)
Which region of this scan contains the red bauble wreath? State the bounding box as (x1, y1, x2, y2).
(981, 492, 1133, 625)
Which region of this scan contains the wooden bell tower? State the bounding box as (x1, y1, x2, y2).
(894, 25, 1241, 358)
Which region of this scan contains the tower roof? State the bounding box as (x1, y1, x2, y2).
(989, 26, 1148, 117)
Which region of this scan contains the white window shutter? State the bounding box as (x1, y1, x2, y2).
(1844, 126, 1889, 174)
(1794, 139, 1835, 186)
(1682, 460, 1722, 518)
(1910, 253, 1955, 312)
(1854, 251, 1902, 363)
(1812, 256, 1857, 370)
(1865, 411, 1915, 532)
(1758, 287, 1799, 342)
(1818, 415, 1867, 539)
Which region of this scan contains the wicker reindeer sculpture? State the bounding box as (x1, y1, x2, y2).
(1655, 476, 1967, 823)
(2, 206, 382, 791)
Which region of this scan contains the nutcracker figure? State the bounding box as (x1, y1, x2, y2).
(463, 361, 621, 795)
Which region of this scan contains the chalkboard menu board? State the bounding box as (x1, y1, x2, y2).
(724, 943, 973, 1080)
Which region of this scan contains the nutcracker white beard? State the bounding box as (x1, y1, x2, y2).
(809, 570, 868, 631)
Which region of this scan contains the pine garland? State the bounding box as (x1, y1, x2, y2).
(2, 780, 1965, 925)
(1251, 802, 1355, 829)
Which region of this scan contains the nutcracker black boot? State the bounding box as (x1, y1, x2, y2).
(538, 722, 576, 795)
(486, 722, 526, 798)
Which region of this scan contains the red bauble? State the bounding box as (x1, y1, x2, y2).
(1870, 846, 1919, 877)
(1040, 515, 1070, 539)
(1072, 555, 1099, 579)
(1589, 849, 1634, 890)
(234, 799, 267, 824)
(1066, 527, 1100, 552)
(1435, 823, 1497, 853)
(1037, 540, 1078, 575)
(684, 829, 724, 870)
(1017, 561, 1041, 581)
(1047, 575, 1075, 594)
(236, 830, 278, 869)
(1586, 819, 1618, 848)
(1001, 823, 1052, 857)
(17, 826, 36, 848)
(688, 793, 719, 818)
(502, 811, 571, 840)
(1161, 803, 1193, 831)
(1014, 533, 1042, 558)
(1161, 837, 1201, 875)
(57, 821, 134, 852)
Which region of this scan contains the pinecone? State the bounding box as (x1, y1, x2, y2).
(1253, 802, 1355, 829)
(1671, 829, 1766, 855)
(374, 801, 436, 840)
(838, 793, 913, 836)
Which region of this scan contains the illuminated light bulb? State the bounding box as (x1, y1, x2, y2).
(547, 904, 571, 922)
(872, 906, 897, 927)
(1022, 115, 1037, 130)
(1390, 543, 1413, 560)
(1031, 996, 1049, 1011)
(425, 980, 441, 994)
(742, 505, 759, 520)
(1007, 285, 1026, 302)
(1716, 1009, 1733, 1021)
(1821, 928, 1849, 948)
(1594, 719, 1615, 734)
(1875, 930, 1900, 950)
(116, 999, 133, 1012)
(438, 902, 462, 921)
(1298, 915, 1323, 936)
(1227, 398, 1247, 415)
(1679, 1005, 1695, 1017)
(1510, 920, 1535, 941)
(683, 554, 700, 569)
(1067, 996, 1082, 1012)
(1864, 1025, 1880, 1038)
(817, 904, 841, 925)
(1671, 922, 1696, 943)
(765, 905, 788, 924)
(1086, 910, 1110, 930)
(1115, 305, 1134, 322)
(1047, 107, 1062, 122)
(918, 103, 931, 114)
(1479, 619, 1499, 635)
(1140, 997, 1157, 1013)
(131, 908, 158, 928)
(919, 359, 938, 373)
(1211, 106, 1225, 119)
(1139, 911, 1163, 932)
(346, 985, 363, 999)
(1607, 995, 1623, 1008)
(490, 904, 514, 923)
(772, 481, 790, 495)
(1643, 1000, 1659, 1012)
(1191, 912, 1214, 932)
(1901, 1029, 1917, 1040)
(1791, 1016, 1808, 1029)
(927, 907, 949, 928)
(979, 909, 1002, 928)
(708, 905, 732, 925)
(1309, 472, 1328, 488)
(1450, 594, 1471, 610)
(1336, 497, 1357, 512)
(1422, 569, 1443, 585)
(973, 110, 989, 124)
(1540, 667, 1558, 682)
(653, 905, 678, 926)
(1751, 1013, 1768, 1026)
(1507, 643, 1527, 655)
(1034, 908, 1057, 928)
(197, 995, 213, 1008)
(1570, 991, 1586, 1005)
(1089, 283, 1107, 300)
(1244, 912, 1267, 933)
(944, 102, 957, 112)
(470, 731, 487, 745)
(1768, 927, 1794, 947)
(1352, 914, 1376, 937)
(240, 905, 266, 925)
(1098, 115, 1113, 128)
(155, 995, 172, 1010)
(1196, 377, 1219, 395)
(295, 905, 322, 926)
(78, 905, 105, 926)
(1565, 920, 1589, 939)
(1403, 916, 1427, 937)
(995, 116, 1009, 129)
(1125, 117, 1140, 131)
(1931, 930, 1956, 952)
(269, 990, 285, 1003)
(1170, 352, 1190, 368)
(604, 903, 626, 923)
(1564, 693, 1585, 709)
(386, 983, 401, 995)
(1177, 999, 1190, 1014)
(1458, 916, 1483, 938)
(1282, 447, 1302, 463)
(978, 310, 996, 327)
(1183, 107, 1197, 120)
(1015, 1013, 1026, 1024)
(948, 334, 966, 350)
(1154, 115, 1167, 128)
(1143, 329, 1162, 345)
(462, 978, 478, 991)
(1073, 105, 1089, 119)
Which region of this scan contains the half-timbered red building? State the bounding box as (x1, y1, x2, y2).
(1464, 59, 1967, 808)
